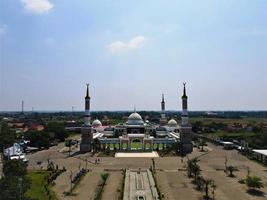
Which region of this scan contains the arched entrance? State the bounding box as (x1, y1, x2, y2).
(145, 143, 151, 150)
(122, 143, 128, 150)
(131, 139, 142, 150)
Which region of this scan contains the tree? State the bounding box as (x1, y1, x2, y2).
(199, 139, 207, 151)
(0, 160, 31, 200)
(187, 158, 199, 178)
(210, 180, 217, 200)
(3, 160, 27, 177)
(203, 179, 213, 199)
(226, 165, 238, 177)
(226, 166, 238, 177)
(192, 121, 203, 132)
(192, 162, 201, 183)
(245, 176, 264, 192)
(65, 139, 72, 156)
(0, 122, 17, 152)
(196, 176, 205, 191)
(45, 122, 68, 141)
(24, 131, 50, 149)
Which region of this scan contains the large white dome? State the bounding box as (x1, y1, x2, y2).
(126, 112, 144, 125)
(92, 119, 102, 127)
(167, 119, 178, 127)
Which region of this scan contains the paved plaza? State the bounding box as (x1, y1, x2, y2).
(26, 141, 267, 200)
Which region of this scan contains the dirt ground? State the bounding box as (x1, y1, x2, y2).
(26, 141, 267, 200)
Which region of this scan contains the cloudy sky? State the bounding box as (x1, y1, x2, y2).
(0, 0, 267, 111)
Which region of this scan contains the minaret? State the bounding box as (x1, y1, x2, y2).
(84, 83, 91, 126)
(181, 83, 189, 126)
(179, 82, 192, 154)
(161, 94, 166, 119)
(160, 94, 167, 125)
(80, 83, 93, 152)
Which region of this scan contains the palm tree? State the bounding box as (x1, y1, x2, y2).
(204, 179, 213, 199)
(245, 176, 264, 192)
(192, 162, 201, 183)
(199, 139, 207, 151)
(187, 157, 199, 178)
(196, 176, 205, 191)
(210, 180, 217, 200)
(226, 166, 238, 177)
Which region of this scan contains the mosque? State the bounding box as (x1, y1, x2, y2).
(80, 83, 192, 155)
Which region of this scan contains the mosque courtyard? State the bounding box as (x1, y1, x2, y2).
(26, 138, 267, 200)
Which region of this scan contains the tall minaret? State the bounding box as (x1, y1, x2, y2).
(161, 94, 166, 119)
(179, 82, 192, 155)
(181, 83, 189, 126)
(160, 94, 167, 125)
(84, 83, 91, 126)
(80, 83, 93, 152)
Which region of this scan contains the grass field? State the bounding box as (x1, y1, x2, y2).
(26, 170, 57, 200)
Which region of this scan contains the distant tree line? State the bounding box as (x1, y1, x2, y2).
(24, 122, 69, 149)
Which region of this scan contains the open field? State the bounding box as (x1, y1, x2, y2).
(26, 140, 267, 200)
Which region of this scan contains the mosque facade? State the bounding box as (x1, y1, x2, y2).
(80, 84, 193, 155)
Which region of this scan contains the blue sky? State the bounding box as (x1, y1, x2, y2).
(0, 0, 267, 111)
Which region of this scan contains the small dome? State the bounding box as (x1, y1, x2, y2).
(92, 119, 102, 127)
(126, 112, 144, 125)
(168, 119, 178, 127)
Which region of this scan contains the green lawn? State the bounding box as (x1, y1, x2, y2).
(26, 170, 57, 200)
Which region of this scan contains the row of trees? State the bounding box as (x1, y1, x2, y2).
(187, 158, 216, 199)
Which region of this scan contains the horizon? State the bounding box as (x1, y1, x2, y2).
(1, 0, 267, 111)
(1, 109, 267, 113)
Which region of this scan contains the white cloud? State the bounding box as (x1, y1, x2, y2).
(108, 36, 146, 53)
(21, 0, 54, 14)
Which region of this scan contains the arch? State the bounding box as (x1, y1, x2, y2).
(122, 143, 128, 150)
(115, 143, 120, 150)
(132, 138, 142, 143)
(145, 143, 151, 150)
(131, 138, 142, 150)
